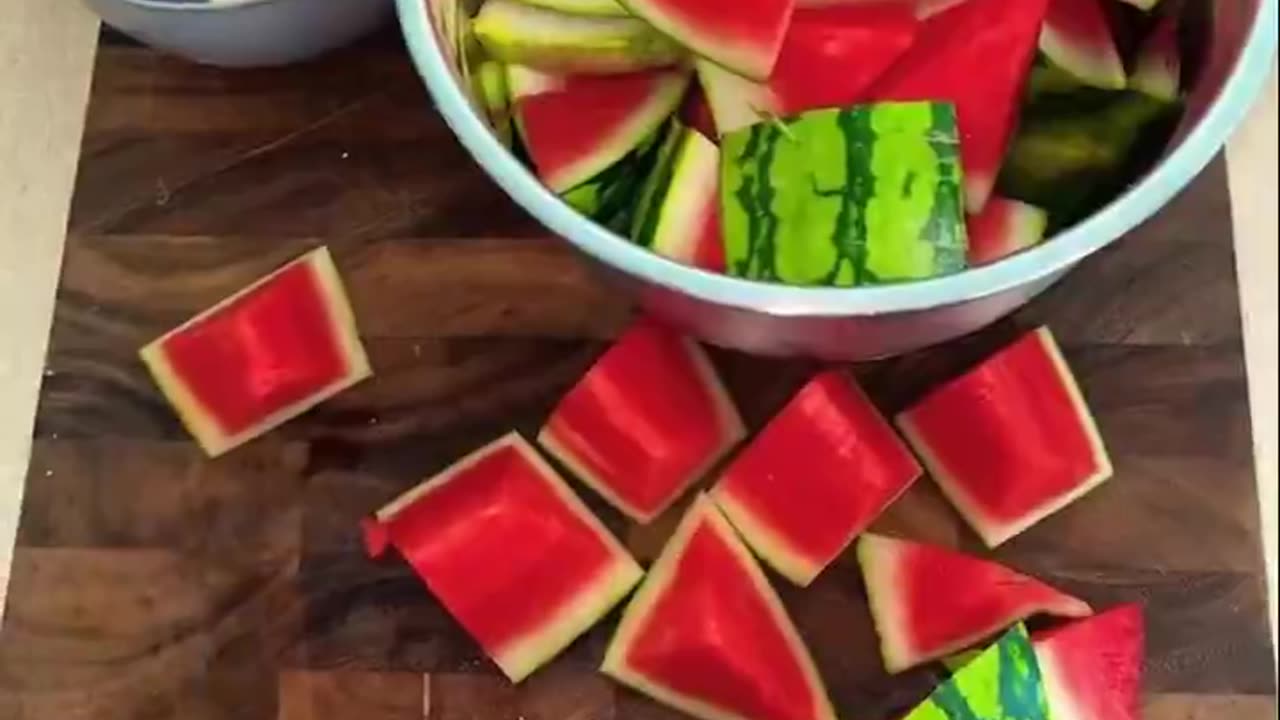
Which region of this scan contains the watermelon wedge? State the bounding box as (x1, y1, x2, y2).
(538, 319, 745, 523)
(1034, 604, 1145, 720)
(617, 0, 797, 81)
(711, 371, 921, 586)
(602, 495, 838, 720)
(361, 432, 643, 683)
(896, 327, 1113, 547)
(867, 0, 1051, 212)
(966, 196, 1048, 265)
(858, 533, 1092, 673)
(1039, 0, 1127, 90)
(472, 0, 685, 74)
(903, 625, 1051, 720)
(1130, 13, 1181, 102)
(513, 68, 689, 192)
(139, 247, 371, 457)
(631, 125, 728, 272)
(699, 4, 919, 135)
(562, 124, 671, 233)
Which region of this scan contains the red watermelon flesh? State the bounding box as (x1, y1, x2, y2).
(700, 3, 918, 135)
(517, 69, 689, 192)
(966, 195, 1048, 265)
(1040, 0, 1126, 90)
(603, 495, 838, 720)
(139, 247, 371, 457)
(362, 433, 643, 683)
(619, 0, 797, 81)
(1034, 604, 1145, 720)
(858, 533, 1092, 673)
(538, 319, 745, 523)
(868, 0, 1050, 212)
(712, 371, 921, 586)
(896, 327, 1113, 547)
(680, 82, 720, 141)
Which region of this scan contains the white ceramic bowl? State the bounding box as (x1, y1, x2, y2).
(85, 0, 396, 67)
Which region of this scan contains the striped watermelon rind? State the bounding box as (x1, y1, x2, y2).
(896, 327, 1113, 547)
(631, 125, 726, 270)
(720, 101, 967, 287)
(602, 495, 839, 720)
(563, 123, 671, 232)
(472, 0, 686, 74)
(139, 247, 371, 457)
(858, 533, 1092, 673)
(904, 625, 1051, 719)
(365, 433, 644, 683)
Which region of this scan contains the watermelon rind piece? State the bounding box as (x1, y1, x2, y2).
(139, 247, 371, 457)
(472, 0, 686, 74)
(858, 533, 1092, 673)
(1039, 0, 1127, 91)
(904, 625, 1051, 720)
(1114, 0, 1160, 10)
(518, 0, 633, 15)
(966, 196, 1048, 265)
(632, 126, 727, 271)
(563, 123, 671, 232)
(720, 102, 967, 286)
(368, 432, 644, 683)
(711, 372, 922, 587)
(1034, 604, 1145, 720)
(602, 494, 838, 720)
(538, 321, 745, 523)
(1129, 14, 1181, 102)
(896, 327, 1113, 547)
(616, 0, 796, 81)
(515, 68, 690, 192)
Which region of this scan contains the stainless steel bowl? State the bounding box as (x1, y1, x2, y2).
(86, 0, 395, 68)
(397, 0, 1277, 359)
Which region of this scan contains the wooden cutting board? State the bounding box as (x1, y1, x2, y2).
(0, 28, 1274, 720)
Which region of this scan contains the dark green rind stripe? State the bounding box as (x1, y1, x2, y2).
(906, 625, 1050, 720)
(630, 122, 686, 246)
(563, 121, 671, 233)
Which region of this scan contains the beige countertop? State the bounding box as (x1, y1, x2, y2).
(1, 1, 1276, 653)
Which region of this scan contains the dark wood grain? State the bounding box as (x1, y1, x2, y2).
(0, 31, 1273, 720)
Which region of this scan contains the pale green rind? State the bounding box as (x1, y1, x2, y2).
(720, 102, 967, 287)
(473, 0, 686, 73)
(519, 0, 633, 15)
(1115, 0, 1160, 9)
(904, 625, 1050, 720)
(650, 130, 721, 262)
(696, 59, 774, 136)
(630, 122, 687, 246)
(506, 64, 564, 101)
(1039, 24, 1127, 91)
(1130, 18, 1182, 102)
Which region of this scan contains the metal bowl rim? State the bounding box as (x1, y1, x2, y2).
(396, 0, 1278, 317)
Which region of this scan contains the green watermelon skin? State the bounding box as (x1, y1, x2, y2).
(905, 625, 1050, 720)
(562, 124, 670, 232)
(720, 101, 966, 287)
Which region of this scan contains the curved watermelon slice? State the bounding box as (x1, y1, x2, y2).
(1040, 0, 1126, 90)
(539, 319, 745, 523)
(602, 495, 838, 720)
(904, 625, 1050, 720)
(699, 4, 919, 135)
(712, 371, 921, 586)
(472, 0, 686, 74)
(631, 126, 728, 272)
(514, 68, 689, 192)
(858, 534, 1092, 673)
(1034, 604, 1144, 720)
(1130, 13, 1181, 102)
(361, 432, 643, 683)
(618, 0, 797, 81)
(966, 196, 1048, 265)
(867, 0, 1050, 213)
(896, 327, 1113, 547)
(139, 247, 371, 457)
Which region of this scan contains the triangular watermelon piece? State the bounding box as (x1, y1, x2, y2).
(515, 68, 690, 192)
(619, 0, 797, 81)
(904, 625, 1051, 720)
(538, 319, 745, 523)
(896, 327, 1114, 547)
(700, 3, 919, 135)
(858, 533, 1092, 673)
(712, 371, 921, 586)
(867, 0, 1050, 212)
(139, 247, 371, 457)
(1040, 0, 1127, 90)
(1034, 604, 1145, 720)
(362, 433, 643, 683)
(631, 125, 728, 272)
(966, 195, 1048, 265)
(603, 495, 838, 720)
